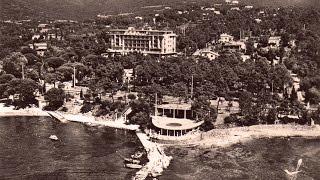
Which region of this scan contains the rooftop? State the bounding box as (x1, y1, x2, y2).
(269, 36, 281, 40)
(109, 27, 175, 36)
(157, 103, 191, 110)
(152, 116, 203, 130)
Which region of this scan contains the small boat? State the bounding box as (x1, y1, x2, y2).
(49, 135, 58, 141)
(185, 144, 199, 148)
(124, 163, 143, 169)
(124, 158, 140, 164)
(131, 151, 143, 159)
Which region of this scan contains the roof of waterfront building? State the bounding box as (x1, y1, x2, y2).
(156, 103, 192, 110)
(152, 116, 203, 130)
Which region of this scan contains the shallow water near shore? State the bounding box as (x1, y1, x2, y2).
(0, 116, 142, 179)
(161, 137, 320, 180)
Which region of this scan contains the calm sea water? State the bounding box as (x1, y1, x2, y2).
(0, 116, 142, 180)
(1, 116, 320, 180)
(161, 137, 320, 180)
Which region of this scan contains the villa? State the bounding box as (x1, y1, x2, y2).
(222, 41, 246, 52)
(219, 33, 234, 43)
(268, 36, 281, 49)
(193, 49, 219, 60)
(29, 42, 48, 56)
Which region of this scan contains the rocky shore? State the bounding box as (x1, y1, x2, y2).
(196, 124, 320, 148)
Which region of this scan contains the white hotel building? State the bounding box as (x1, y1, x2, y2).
(108, 27, 177, 55)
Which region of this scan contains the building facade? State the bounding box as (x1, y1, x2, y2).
(108, 27, 177, 55)
(29, 42, 48, 56)
(268, 36, 281, 49)
(218, 33, 234, 43)
(193, 48, 219, 60)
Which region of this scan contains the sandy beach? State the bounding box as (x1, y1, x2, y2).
(0, 103, 50, 117)
(196, 124, 320, 148)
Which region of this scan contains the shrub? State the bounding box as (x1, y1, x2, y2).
(58, 83, 65, 89)
(44, 88, 66, 110)
(80, 103, 92, 113)
(128, 93, 136, 100)
(224, 115, 239, 125)
(95, 107, 110, 117)
(59, 106, 68, 112)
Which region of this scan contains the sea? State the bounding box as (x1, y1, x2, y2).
(0, 116, 141, 179)
(0, 116, 319, 180)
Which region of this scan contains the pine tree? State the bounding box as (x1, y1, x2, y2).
(290, 86, 298, 102)
(80, 89, 84, 100)
(284, 88, 289, 99)
(43, 82, 46, 94)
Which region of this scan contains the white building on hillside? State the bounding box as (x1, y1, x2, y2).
(268, 36, 281, 48)
(219, 33, 234, 43)
(245, 6, 254, 9)
(29, 43, 48, 56)
(193, 49, 219, 60)
(32, 34, 41, 40)
(231, 7, 240, 11)
(222, 41, 246, 52)
(108, 27, 177, 55)
(232, 1, 239, 4)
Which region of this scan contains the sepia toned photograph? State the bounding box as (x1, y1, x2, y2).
(0, 0, 319, 179)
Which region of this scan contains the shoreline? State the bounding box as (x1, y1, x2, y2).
(134, 131, 172, 179)
(0, 106, 170, 180)
(2, 105, 320, 179)
(50, 112, 171, 179)
(195, 124, 320, 148)
(0, 103, 50, 117)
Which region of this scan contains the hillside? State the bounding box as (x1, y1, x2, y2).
(0, 0, 319, 20)
(242, 0, 319, 8)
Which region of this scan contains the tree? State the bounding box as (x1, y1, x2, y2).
(24, 53, 41, 66)
(0, 74, 15, 98)
(307, 87, 320, 105)
(265, 108, 278, 124)
(245, 40, 255, 55)
(192, 96, 217, 131)
(6, 78, 39, 108)
(45, 57, 65, 70)
(224, 114, 239, 126)
(42, 82, 46, 94)
(239, 91, 254, 116)
(290, 86, 298, 102)
(172, 82, 188, 100)
(130, 112, 151, 130)
(128, 93, 136, 101)
(2, 52, 28, 78)
(25, 69, 40, 82)
(44, 73, 60, 88)
(56, 65, 73, 82)
(80, 89, 84, 100)
(281, 33, 290, 47)
(62, 62, 89, 81)
(269, 64, 292, 93)
(93, 78, 120, 103)
(44, 88, 66, 110)
(0, 74, 15, 84)
(192, 96, 216, 121)
(128, 98, 152, 130)
(311, 107, 320, 125)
